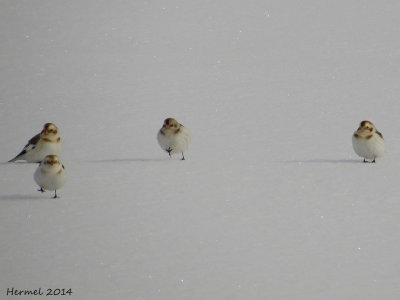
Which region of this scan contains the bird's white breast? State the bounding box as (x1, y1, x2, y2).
(26, 140, 62, 163)
(352, 134, 385, 160)
(157, 127, 191, 154)
(34, 166, 66, 191)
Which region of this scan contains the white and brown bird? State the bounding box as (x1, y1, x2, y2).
(157, 118, 191, 160)
(34, 155, 66, 198)
(8, 123, 62, 163)
(352, 120, 385, 163)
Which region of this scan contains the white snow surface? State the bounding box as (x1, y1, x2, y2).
(1, 1, 400, 299)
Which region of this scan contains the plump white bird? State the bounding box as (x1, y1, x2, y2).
(157, 118, 191, 160)
(9, 123, 62, 163)
(352, 120, 385, 163)
(34, 155, 66, 198)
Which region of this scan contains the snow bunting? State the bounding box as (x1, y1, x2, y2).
(8, 123, 62, 163)
(352, 120, 385, 163)
(157, 118, 191, 160)
(34, 155, 66, 198)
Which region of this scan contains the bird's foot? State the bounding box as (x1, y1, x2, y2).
(167, 148, 172, 158)
(363, 158, 376, 163)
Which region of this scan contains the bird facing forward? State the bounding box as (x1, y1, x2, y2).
(157, 118, 191, 160)
(352, 120, 385, 163)
(9, 123, 62, 163)
(34, 155, 66, 198)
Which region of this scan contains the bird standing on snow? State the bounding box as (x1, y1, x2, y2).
(352, 120, 385, 163)
(34, 155, 66, 198)
(8, 123, 62, 163)
(157, 118, 191, 160)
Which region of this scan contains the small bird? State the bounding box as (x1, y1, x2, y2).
(352, 120, 385, 163)
(34, 155, 66, 198)
(157, 118, 191, 160)
(8, 123, 62, 163)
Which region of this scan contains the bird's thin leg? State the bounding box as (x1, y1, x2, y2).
(372, 158, 376, 163)
(167, 148, 172, 158)
(181, 152, 185, 160)
(38, 187, 45, 193)
(53, 190, 58, 199)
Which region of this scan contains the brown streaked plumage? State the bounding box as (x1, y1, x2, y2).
(174, 127, 181, 135)
(27, 134, 41, 146)
(43, 154, 60, 165)
(42, 137, 61, 143)
(42, 123, 58, 135)
(163, 118, 180, 131)
(357, 121, 376, 134)
(354, 120, 384, 140)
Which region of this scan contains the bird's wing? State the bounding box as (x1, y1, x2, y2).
(8, 133, 40, 162)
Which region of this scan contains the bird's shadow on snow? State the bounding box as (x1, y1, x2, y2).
(281, 159, 362, 164)
(0, 194, 44, 201)
(85, 158, 175, 163)
(0, 161, 37, 165)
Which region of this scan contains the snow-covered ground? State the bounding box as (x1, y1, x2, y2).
(1, 1, 400, 299)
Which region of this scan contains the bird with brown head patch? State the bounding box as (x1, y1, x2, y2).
(352, 120, 385, 163)
(8, 123, 62, 163)
(42, 123, 59, 136)
(157, 118, 191, 160)
(34, 154, 66, 198)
